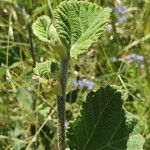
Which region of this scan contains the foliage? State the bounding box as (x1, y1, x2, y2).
(0, 0, 150, 150)
(32, 16, 53, 43)
(16, 87, 34, 111)
(33, 61, 52, 76)
(54, 1, 111, 58)
(67, 86, 144, 150)
(32, 1, 111, 59)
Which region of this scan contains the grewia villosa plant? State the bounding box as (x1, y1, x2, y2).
(32, 1, 145, 150)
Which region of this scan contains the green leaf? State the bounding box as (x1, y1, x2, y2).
(54, 1, 111, 58)
(125, 112, 138, 134)
(16, 87, 34, 111)
(32, 15, 52, 42)
(32, 16, 68, 58)
(32, 1, 111, 59)
(127, 134, 145, 150)
(33, 61, 52, 76)
(67, 86, 145, 150)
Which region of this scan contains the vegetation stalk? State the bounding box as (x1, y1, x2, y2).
(57, 58, 69, 150)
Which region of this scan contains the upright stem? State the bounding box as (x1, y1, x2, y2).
(28, 24, 36, 67)
(57, 58, 69, 150)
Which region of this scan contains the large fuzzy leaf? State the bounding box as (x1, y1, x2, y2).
(67, 86, 144, 150)
(32, 1, 111, 58)
(54, 1, 111, 58)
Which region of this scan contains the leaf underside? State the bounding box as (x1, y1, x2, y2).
(67, 86, 144, 150)
(54, 1, 111, 58)
(32, 16, 52, 43)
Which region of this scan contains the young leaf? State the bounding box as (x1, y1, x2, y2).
(32, 16, 68, 58)
(67, 86, 145, 150)
(33, 61, 52, 76)
(32, 15, 52, 43)
(54, 1, 111, 58)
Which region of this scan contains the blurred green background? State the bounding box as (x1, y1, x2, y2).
(0, 0, 150, 149)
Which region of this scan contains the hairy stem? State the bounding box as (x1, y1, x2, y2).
(27, 23, 36, 67)
(57, 58, 69, 150)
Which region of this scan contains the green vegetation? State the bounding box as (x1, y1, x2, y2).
(0, 0, 150, 150)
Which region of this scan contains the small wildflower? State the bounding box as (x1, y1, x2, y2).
(115, 5, 126, 14)
(73, 79, 94, 90)
(78, 80, 85, 88)
(123, 53, 145, 69)
(118, 15, 126, 24)
(125, 54, 144, 64)
(114, 5, 127, 25)
(82, 79, 94, 90)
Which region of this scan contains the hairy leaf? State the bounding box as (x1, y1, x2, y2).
(33, 61, 52, 76)
(127, 134, 145, 150)
(32, 15, 52, 42)
(32, 15, 68, 58)
(16, 87, 34, 111)
(67, 86, 144, 150)
(54, 1, 111, 58)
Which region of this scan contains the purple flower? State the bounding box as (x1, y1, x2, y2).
(73, 79, 94, 90)
(114, 5, 127, 24)
(125, 54, 144, 64)
(73, 79, 79, 88)
(78, 80, 85, 88)
(118, 15, 126, 24)
(82, 79, 94, 90)
(115, 5, 126, 14)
